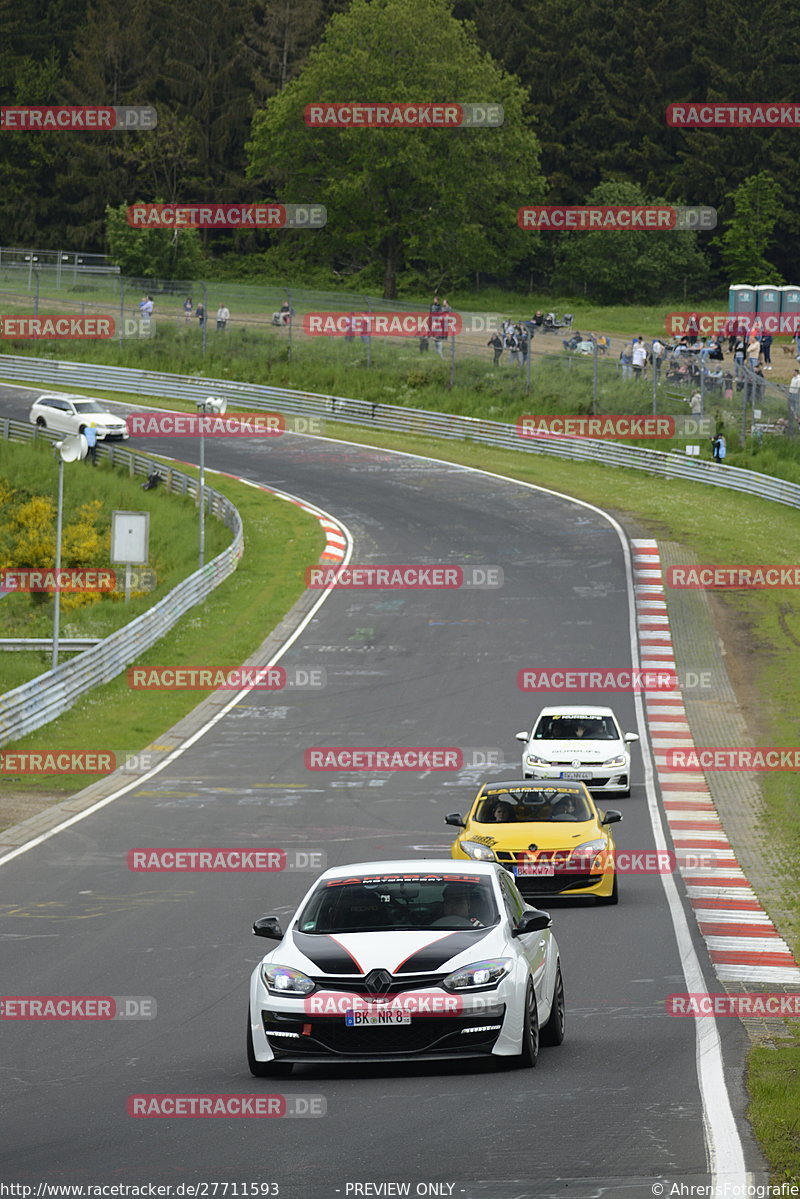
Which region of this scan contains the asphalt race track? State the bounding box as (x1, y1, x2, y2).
(0, 384, 766, 1197)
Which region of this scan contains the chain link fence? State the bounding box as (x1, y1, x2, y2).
(0, 269, 796, 432)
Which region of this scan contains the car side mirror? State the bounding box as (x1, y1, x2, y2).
(253, 915, 283, 940)
(601, 810, 622, 825)
(445, 812, 466, 828)
(624, 732, 639, 743)
(515, 731, 529, 742)
(512, 909, 551, 936)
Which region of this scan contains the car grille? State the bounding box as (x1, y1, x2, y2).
(495, 852, 604, 894)
(262, 1009, 504, 1057)
(308, 973, 448, 995)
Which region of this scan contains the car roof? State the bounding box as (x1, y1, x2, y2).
(317, 859, 499, 881)
(479, 779, 589, 791)
(534, 705, 618, 717)
(36, 393, 107, 405)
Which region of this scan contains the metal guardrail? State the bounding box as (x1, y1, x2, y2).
(0, 416, 243, 747)
(2, 354, 800, 512)
(0, 638, 101, 652)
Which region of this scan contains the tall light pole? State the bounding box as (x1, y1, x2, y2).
(196, 396, 227, 568)
(52, 434, 87, 670)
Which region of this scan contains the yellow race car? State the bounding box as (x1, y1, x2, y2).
(445, 780, 622, 905)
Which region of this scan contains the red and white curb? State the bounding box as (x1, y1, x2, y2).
(632, 537, 800, 986)
(215, 472, 347, 563)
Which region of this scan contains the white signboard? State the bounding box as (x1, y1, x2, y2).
(111, 511, 150, 565)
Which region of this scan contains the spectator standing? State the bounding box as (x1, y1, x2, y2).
(506, 325, 520, 365)
(746, 336, 760, 369)
(760, 333, 773, 368)
(488, 333, 503, 365)
(216, 303, 230, 332)
(733, 338, 745, 377)
(183, 297, 193, 322)
(83, 421, 98, 466)
(195, 302, 205, 328)
(631, 338, 648, 379)
(619, 344, 633, 381)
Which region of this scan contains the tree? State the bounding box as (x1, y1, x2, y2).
(105, 203, 206, 280)
(712, 172, 784, 283)
(246, 0, 545, 297)
(550, 181, 709, 303)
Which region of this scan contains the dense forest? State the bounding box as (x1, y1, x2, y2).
(1, 0, 796, 298)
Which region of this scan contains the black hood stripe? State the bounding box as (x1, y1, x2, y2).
(292, 931, 362, 974)
(395, 929, 490, 973)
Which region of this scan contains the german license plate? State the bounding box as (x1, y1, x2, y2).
(560, 771, 592, 779)
(345, 1010, 411, 1026)
(515, 861, 555, 877)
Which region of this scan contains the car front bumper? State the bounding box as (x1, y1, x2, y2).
(521, 764, 629, 793)
(249, 975, 524, 1063)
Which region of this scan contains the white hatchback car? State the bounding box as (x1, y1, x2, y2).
(247, 860, 564, 1075)
(517, 705, 639, 796)
(29, 393, 129, 440)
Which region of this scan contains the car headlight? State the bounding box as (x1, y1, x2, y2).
(443, 959, 512, 992)
(261, 964, 315, 995)
(525, 754, 551, 767)
(458, 840, 497, 862)
(570, 838, 610, 871)
(602, 754, 627, 768)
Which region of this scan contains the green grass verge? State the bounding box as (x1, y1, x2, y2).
(0, 461, 324, 800)
(0, 437, 231, 691)
(748, 1029, 800, 1184)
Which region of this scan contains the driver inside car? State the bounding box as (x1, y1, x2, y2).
(431, 883, 484, 928)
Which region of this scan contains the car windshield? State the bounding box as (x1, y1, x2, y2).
(533, 714, 619, 740)
(72, 401, 109, 414)
(296, 873, 500, 933)
(475, 788, 593, 823)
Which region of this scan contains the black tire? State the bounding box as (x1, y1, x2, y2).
(540, 963, 565, 1046)
(515, 980, 539, 1068)
(246, 1010, 293, 1077)
(596, 873, 619, 906)
(35, 417, 46, 428)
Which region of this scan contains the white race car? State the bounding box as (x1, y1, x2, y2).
(517, 705, 639, 796)
(246, 860, 564, 1075)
